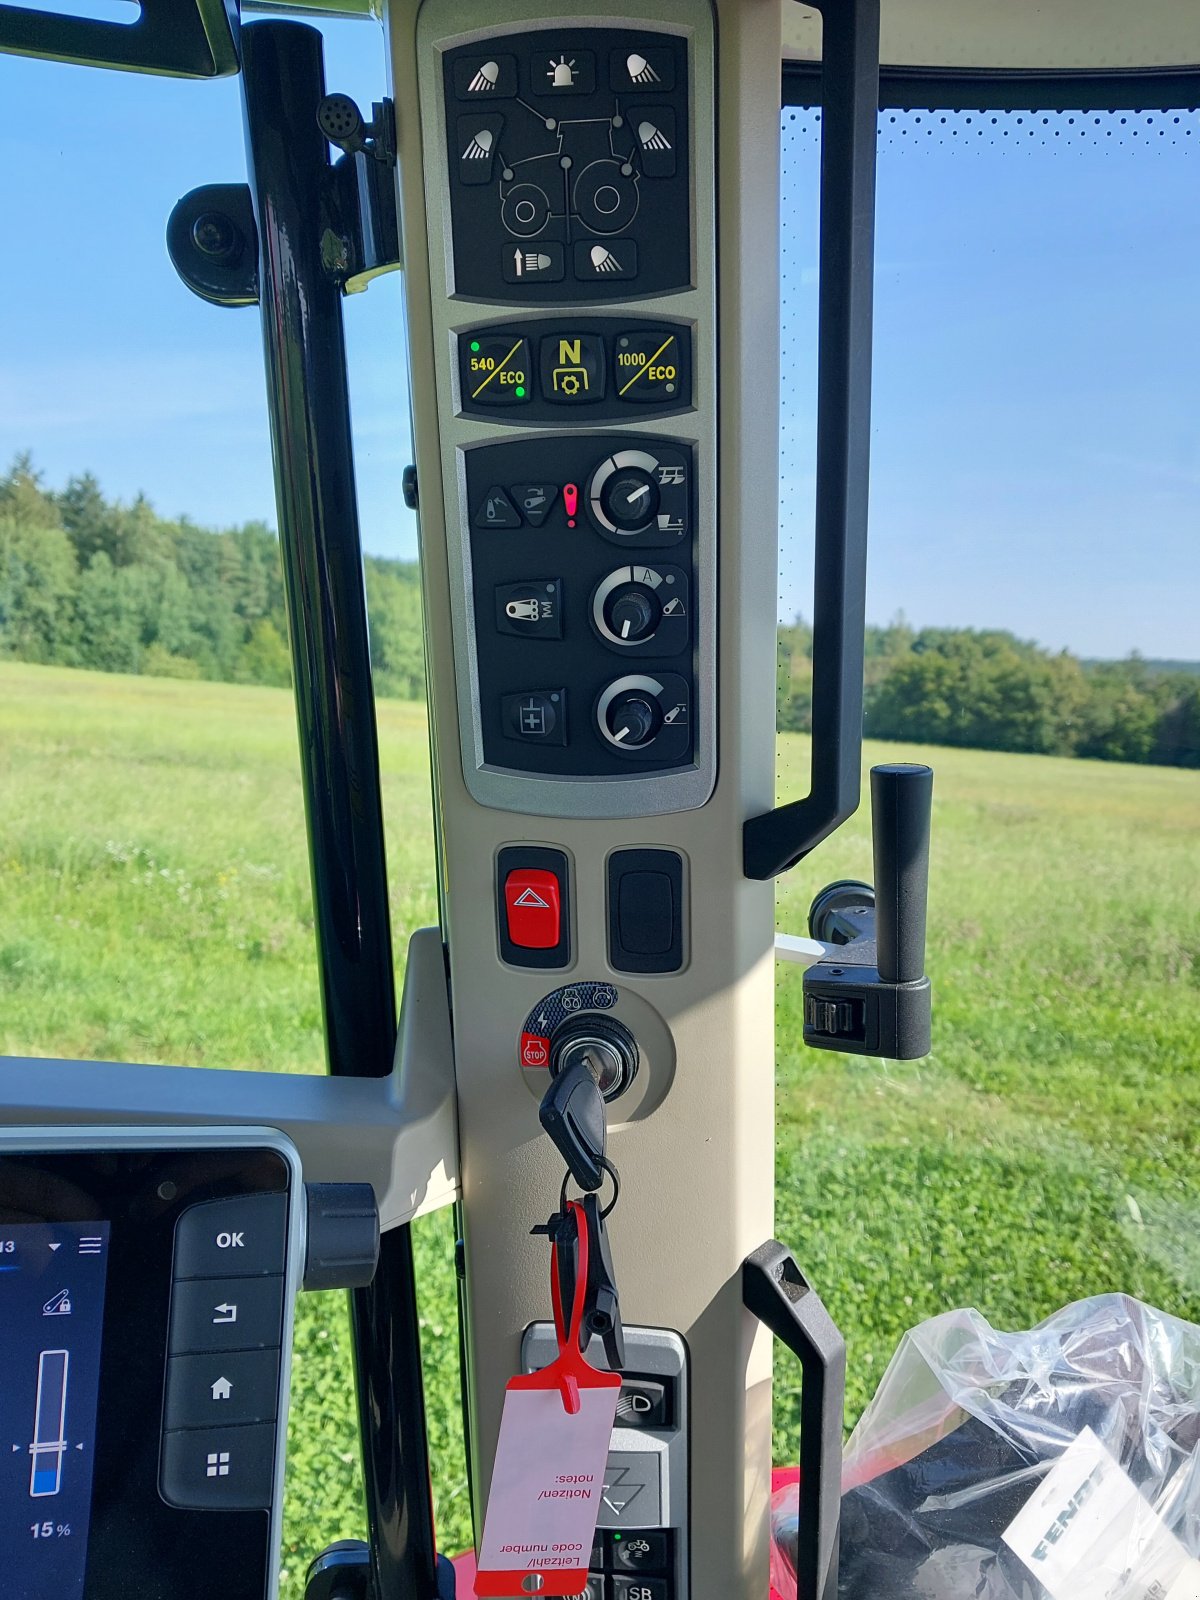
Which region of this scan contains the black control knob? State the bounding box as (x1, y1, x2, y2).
(606, 584, 660, 642)
(606, 692, 660, 749)
(550, 1014, 639, 1101)
(602, 468, 659, 532)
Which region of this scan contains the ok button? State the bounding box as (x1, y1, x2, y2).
(173, 1193, 288, 1280)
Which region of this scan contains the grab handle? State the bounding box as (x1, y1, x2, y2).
(743, 0, 880, 879)
(744, 1241, 845, 1600)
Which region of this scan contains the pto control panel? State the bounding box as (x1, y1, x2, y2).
(418, 6, 716, 818)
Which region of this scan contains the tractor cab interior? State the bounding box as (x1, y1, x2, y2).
(0, 4, 1197, 1600)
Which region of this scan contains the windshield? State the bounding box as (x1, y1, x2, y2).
(776, 102, 1200, 1447)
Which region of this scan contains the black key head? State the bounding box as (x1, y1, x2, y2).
(539, 1058, 607, 1192)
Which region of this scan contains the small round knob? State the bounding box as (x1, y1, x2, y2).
(602, 468, 659, 532)
(550, 1015, 639, 1100)
(607, 693, 659, 749)
(606, 585, 659, 642)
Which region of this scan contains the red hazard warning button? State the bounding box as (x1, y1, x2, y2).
(504, 868, 561, 949)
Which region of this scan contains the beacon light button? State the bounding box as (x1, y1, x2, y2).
(505, 868, 561, 950)
(173, 1193, 288, 1281)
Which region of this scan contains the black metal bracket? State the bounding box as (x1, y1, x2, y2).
(0, 0, 237, 79)
(744, 0, 881, 880)
(306, 1543, 458, 1600)
(167, 90, 399, 307)
(743, 1242, 845, 1600)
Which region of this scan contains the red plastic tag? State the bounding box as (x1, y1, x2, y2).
(474, 1202, 620, 1598)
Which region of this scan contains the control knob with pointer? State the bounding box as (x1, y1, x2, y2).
(606, 692, 660, 749)
(602, 468, 659, 532)
(607, 584, 660, 642)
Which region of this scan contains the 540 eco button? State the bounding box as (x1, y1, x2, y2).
(460, 334, 531, 406)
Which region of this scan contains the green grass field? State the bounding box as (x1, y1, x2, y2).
(2, 661, 1198, 1594)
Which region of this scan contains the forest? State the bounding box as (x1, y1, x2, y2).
(2, 457, 1196, 767)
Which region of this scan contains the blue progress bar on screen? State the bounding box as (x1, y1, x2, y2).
(30, 1348, 70, 1498)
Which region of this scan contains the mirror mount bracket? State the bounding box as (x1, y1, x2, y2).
(167, 91, 400, 309)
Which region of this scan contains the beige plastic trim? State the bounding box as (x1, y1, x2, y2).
(385, 3, 785, 1597)
(784, 0, 1200, 72)
(0, 928, 459, 1233)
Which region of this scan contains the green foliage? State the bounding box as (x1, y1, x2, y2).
(0, 455, 426, 703)
(6, 454, 1195, 766)
(2, 664, 1198, 1596)
(777, 615, 1200, 768)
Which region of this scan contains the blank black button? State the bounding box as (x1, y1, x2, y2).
(620, 873, 673, 956)
(164, 1349, 280, 1430)
(169, 1275, 284, 1355)
(160, 1423, 277, 1510)
(173, 1193, 287, 1280)
(608, 851, 683, 974)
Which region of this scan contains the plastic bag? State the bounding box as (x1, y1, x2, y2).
(770, 1294, 1200, 1600)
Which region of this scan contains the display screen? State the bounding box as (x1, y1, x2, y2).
(1, 1220, 110, 1600)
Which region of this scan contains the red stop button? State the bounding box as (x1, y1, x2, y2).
(504, 869, 561, 949)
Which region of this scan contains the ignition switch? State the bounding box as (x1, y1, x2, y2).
(550, 1014, 639, 1101)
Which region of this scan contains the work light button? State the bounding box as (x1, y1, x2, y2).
(504, 869, 562, 949)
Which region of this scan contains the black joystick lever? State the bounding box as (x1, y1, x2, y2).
(801, 763, 932, 1060)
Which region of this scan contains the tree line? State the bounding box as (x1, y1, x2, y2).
(779, 617, 1200, 767)
(0, 456, 424, 700)
(2, 457, 1196, 768)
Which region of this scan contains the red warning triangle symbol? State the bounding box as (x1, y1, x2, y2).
(513, 887, 550, 908)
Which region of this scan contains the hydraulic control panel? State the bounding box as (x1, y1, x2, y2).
(419, 8, 716, 817)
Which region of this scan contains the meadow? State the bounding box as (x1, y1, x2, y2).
(2, 660, 1198, 1595)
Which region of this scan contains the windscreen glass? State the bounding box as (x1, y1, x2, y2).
(0, 24, 451, 1598)
(776, 101, 1200, 1455)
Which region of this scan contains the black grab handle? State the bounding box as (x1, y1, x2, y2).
(743, 0, 880, 881)
(871, 763, 932, 985)
(744, 1241, 846, 1600)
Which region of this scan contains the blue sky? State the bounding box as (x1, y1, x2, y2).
(0, 31, 1196, 659)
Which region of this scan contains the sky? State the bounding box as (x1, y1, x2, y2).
(0, 30, 1196, 659)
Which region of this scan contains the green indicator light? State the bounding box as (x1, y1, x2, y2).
(516, 385, 526, 397)
(470, 340, 480, 352)
(613, 1534, 622, 1542)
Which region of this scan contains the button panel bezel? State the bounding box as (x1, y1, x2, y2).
(418, 6, 717, 819)
(523, 1323, 688, 1600)
(457, 317, 694, 423)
